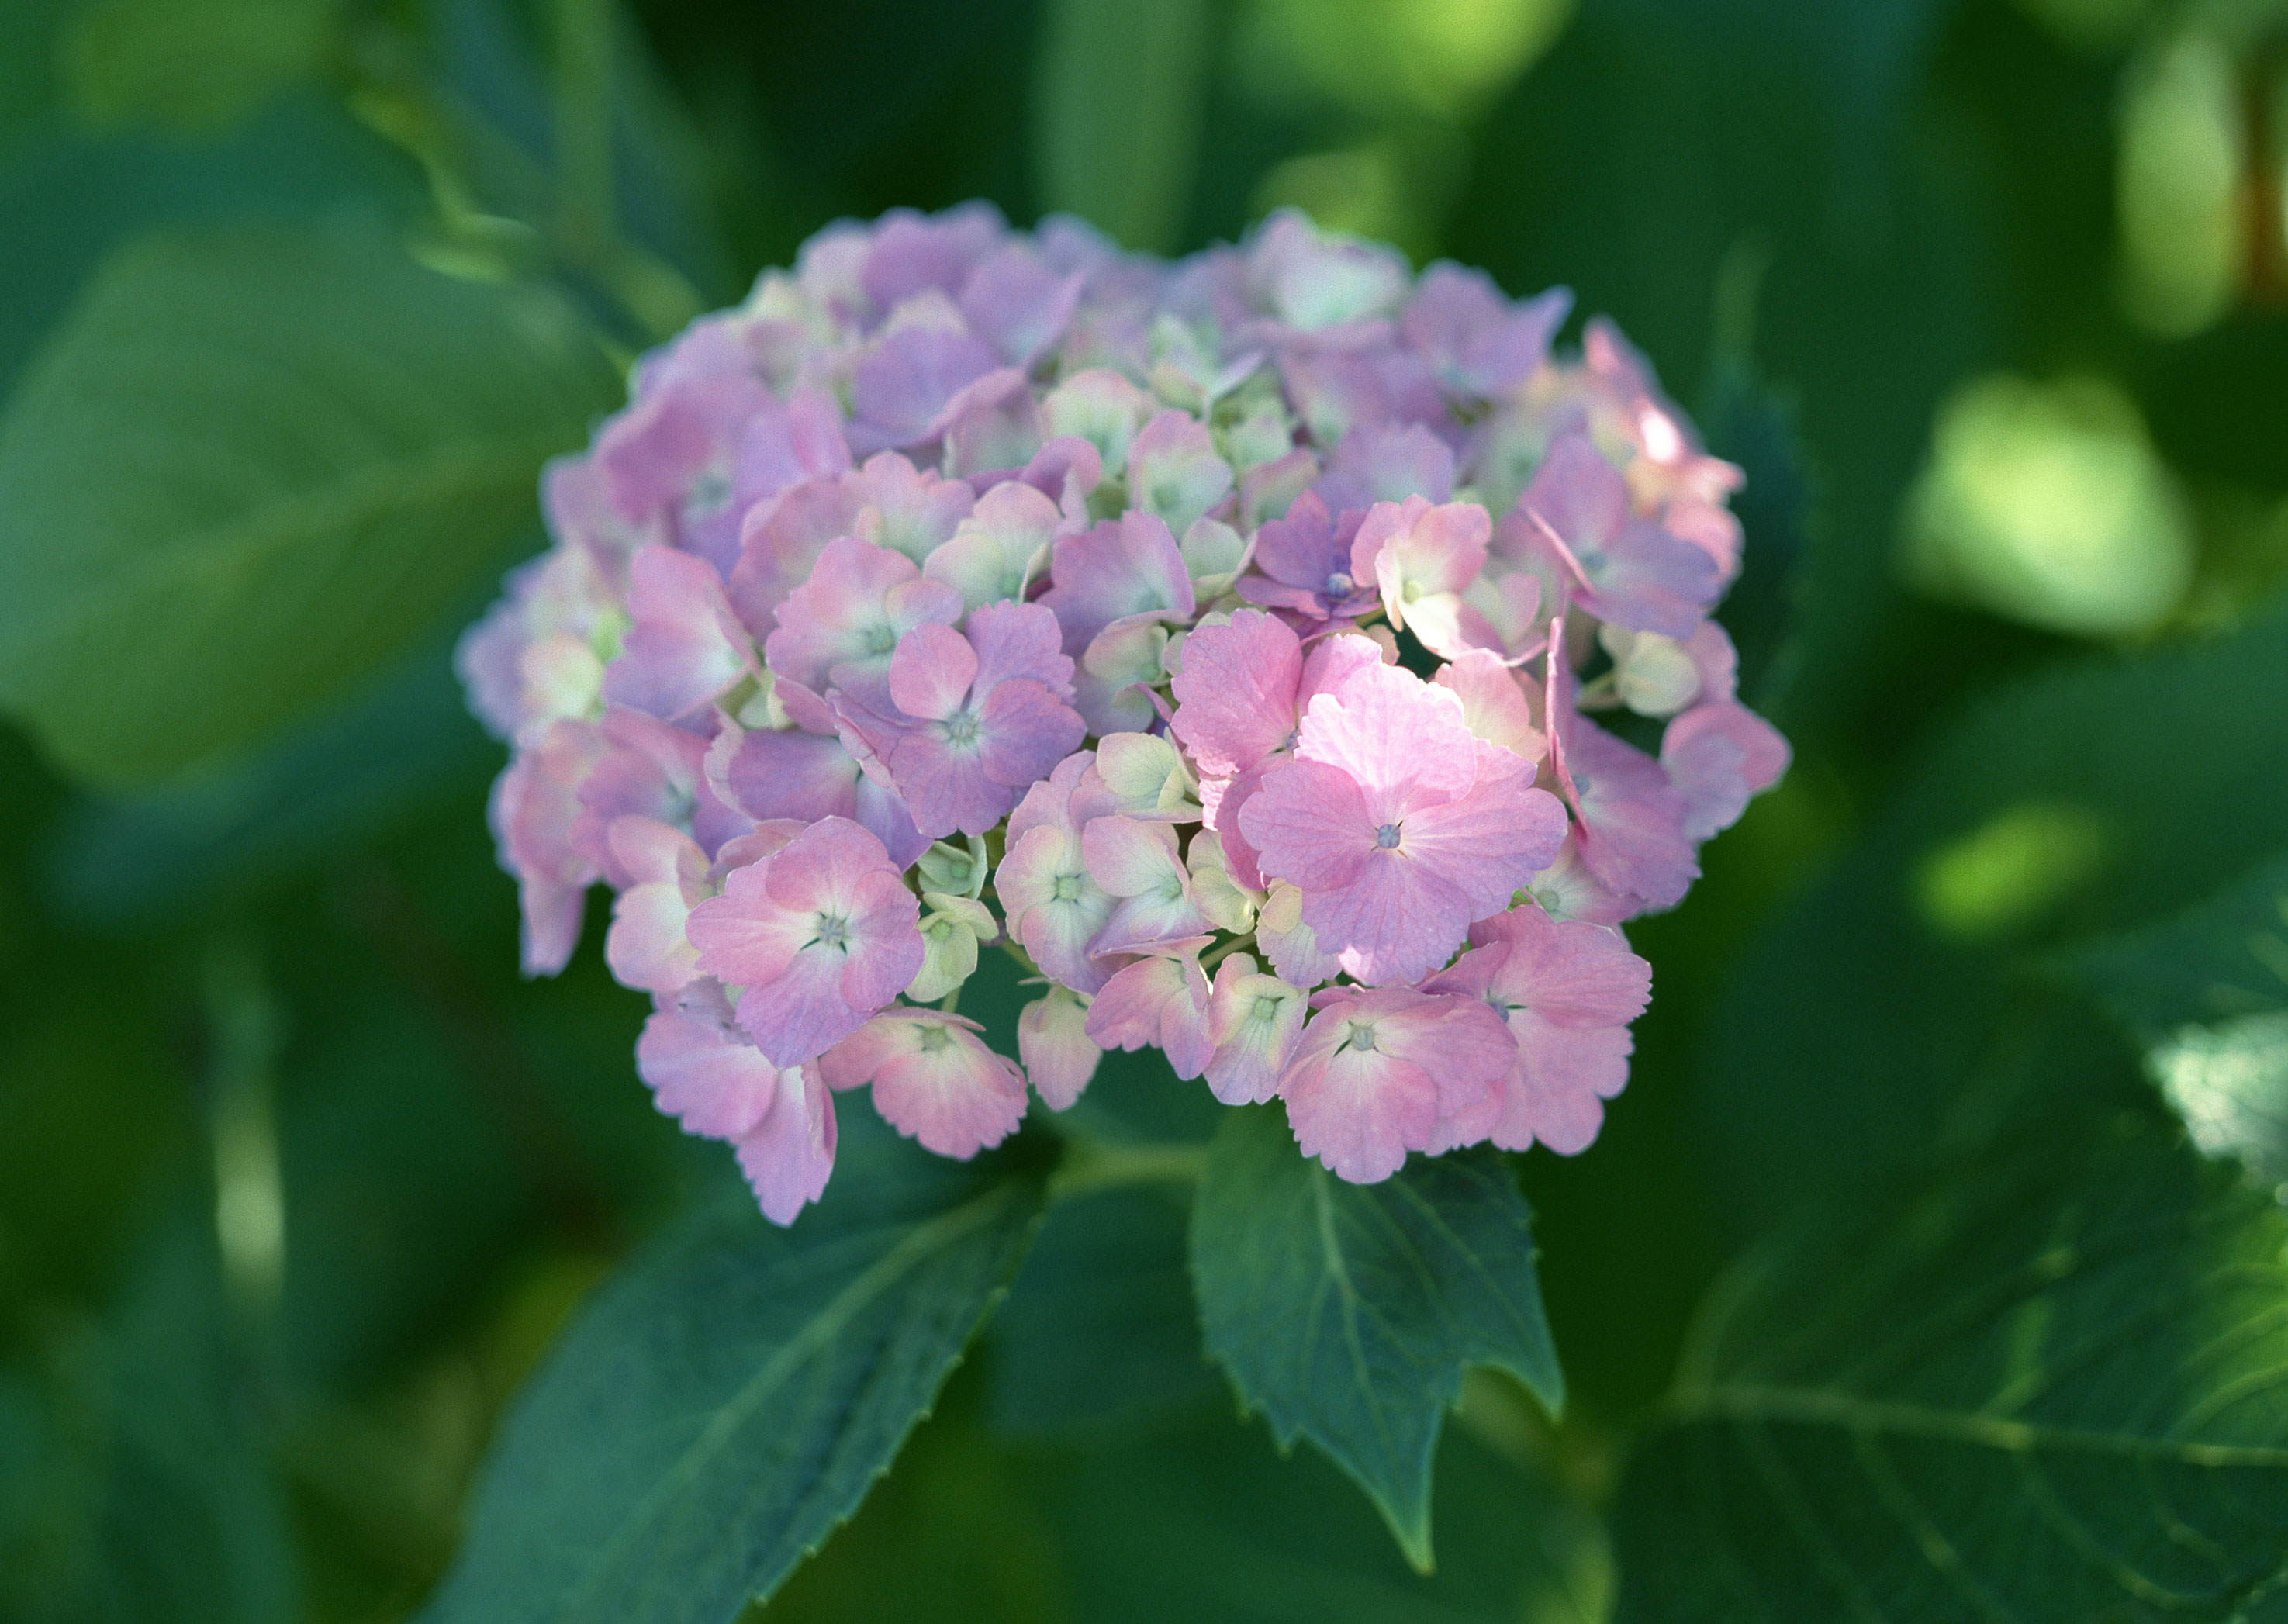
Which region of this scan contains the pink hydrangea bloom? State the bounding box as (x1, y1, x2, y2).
(1235, 491, 1377, 624)
(924, 479, 1063, 611)
(1240, 659, 1566, 984)
(1544, 619, 1699, 908)
(602, 545, 757, 724)
(464, 203, 1789, 1215)
(1315, 422, 1456, 514)
(704, 679, 928, 867)
(1349, 495, 1495, 661)
(1018, 986, 1102, 1110)
(686, 816, 923, 1066)
(1085, 948, 1214, 1080)
(1082, 816, 1211, 955)
(1204, 953, 1308, 1105)
(995, 751, 1118, 993)
(489, 717, 609, 975)
(1041, 509, 1198, 654)
(1401, 266, 1570, 401)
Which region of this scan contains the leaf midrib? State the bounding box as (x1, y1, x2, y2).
(558, 1180, 1026, 1614)
(1669, 1381, 2288, 1465)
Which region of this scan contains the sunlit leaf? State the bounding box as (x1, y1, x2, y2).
(1700, 593, 2288, 1233)
(2057, 851, 2288, 1180)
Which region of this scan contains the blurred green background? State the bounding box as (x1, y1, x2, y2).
(2, 0, 2287, 1619)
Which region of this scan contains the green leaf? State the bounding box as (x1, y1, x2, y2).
(2060, 850, 2288, 1034)
(420, 1127, 1049, 1623)
(1189, 1104, 1564, 1570)
(987, 1184, 1221, 1442)
(42, 633, 496, 929)
(1614, 1118, 2288, 1622)
(0, 223, 617, 786)
(2055, 851, 2288, 1181)
(1031, 0, 1208, 252)
(0, 92, 422, 402)
(1036, 1408, 1610, 1624)
(62, 0, 339, 133)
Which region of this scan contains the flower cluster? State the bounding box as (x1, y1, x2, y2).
(459, 203, 1789, 1221)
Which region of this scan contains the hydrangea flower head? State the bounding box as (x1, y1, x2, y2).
(463, 203, 1788, 1221)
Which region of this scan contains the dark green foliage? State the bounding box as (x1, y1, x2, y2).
(0, 1221, 298, 1624)
(987, 1185, 1221, 1443)
(1190, 1106, 1563, 1568)
(1035, 1408, 1608, 1622)
(2060, 851, 2288, 1035)
(1615, 1118, 2288, 1622)
(1700, 596, 2288, 1235)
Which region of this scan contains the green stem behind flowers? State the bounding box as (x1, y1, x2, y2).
(1047, 1137, 1208, 1203)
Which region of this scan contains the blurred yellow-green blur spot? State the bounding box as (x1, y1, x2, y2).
(1914, 801, 2108, 944)
(1900, 373, 2193, 639)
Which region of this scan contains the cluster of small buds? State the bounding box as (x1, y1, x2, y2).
(459, 203, 1789, 1222)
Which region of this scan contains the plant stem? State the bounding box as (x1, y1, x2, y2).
(553, 0, 614, 261)
(1048, 1138, 1208, 1202)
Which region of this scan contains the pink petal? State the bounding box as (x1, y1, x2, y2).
(888, 622, 980, 720)
(1204, 956, 1307, 1106)
(732, 1062, 838, 1224)
(603, 546, 754, 720)
(1237, 758, 1372, 893)
(966, 597, 1075, 696)
(1019, 990, 1101, 1110)
(1084, 954, 1213, 1080)
(1662, 700, 1791, 841)
(1041, 509, 1196, 653)
(923, 479, 1059, 610)
(1168, 609, 1305, 778)
(636, 990, 779, 1139)
(1305, 847, 1478, 988)
(687, 862, 810, 997)
(1497, 1014, 1631, 1154)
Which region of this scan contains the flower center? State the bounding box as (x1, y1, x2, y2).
(1325, 570, 1353, 596)
(1052, 872, 1084, 902)
(863, 623, 898, 655)
(941, 708, 981, 748)
(1375, 823, 1402, 849)
(810, 911, 851, 951)
(914, 1022, 952, 1053)
(1346, 1018, 1380, 1052)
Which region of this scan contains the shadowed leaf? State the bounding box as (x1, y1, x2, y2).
(1190, 1104, 1563, 1569)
